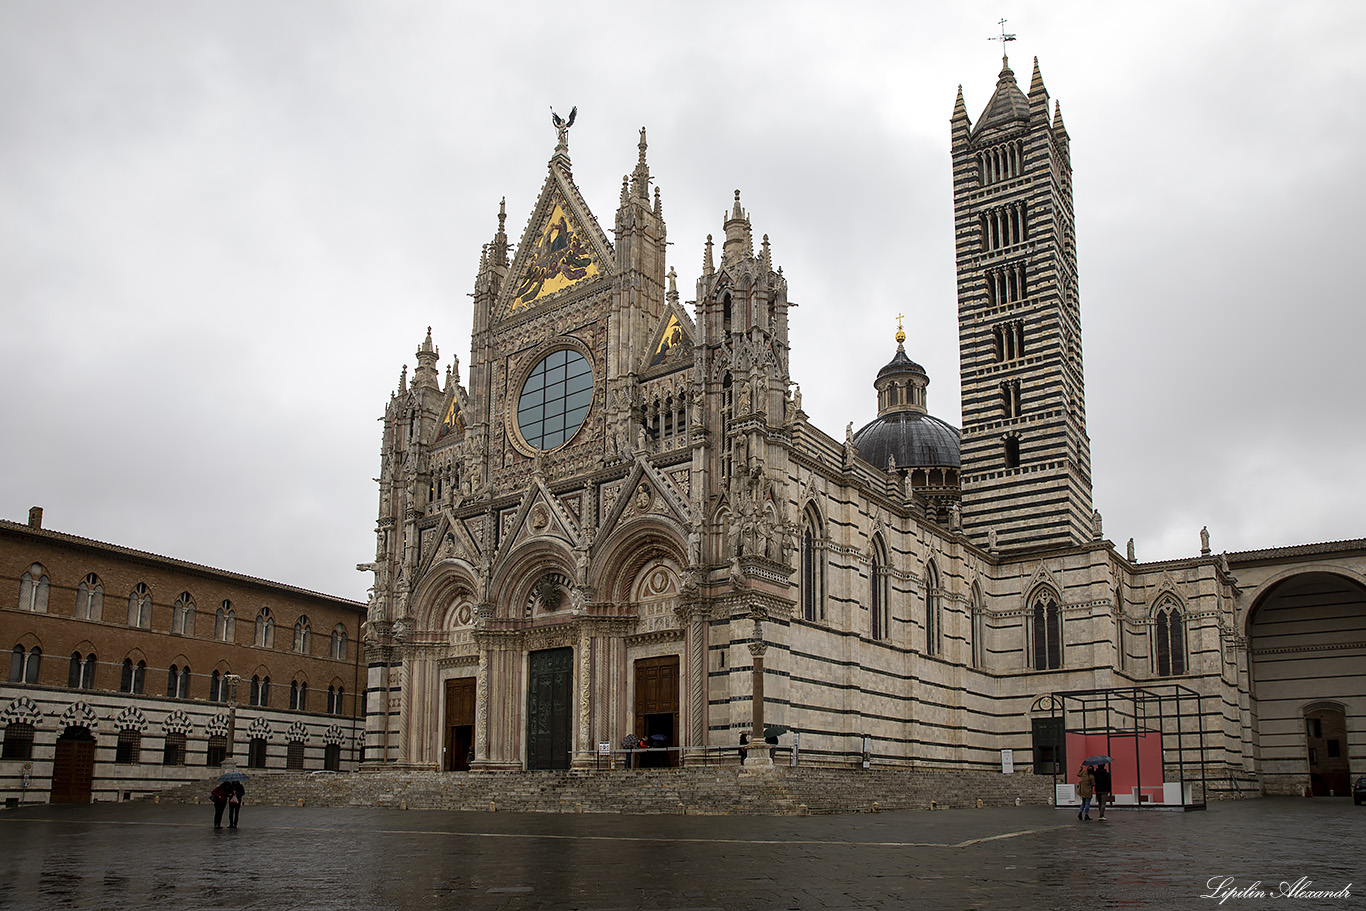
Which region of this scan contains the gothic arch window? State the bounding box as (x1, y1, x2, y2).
(210, 670, 225, 703)
(293, 617, 312, 654)
(1004, 435, 1021, 469)
(250, 674, 271, 707)
(327, 684, 345, 715)
(1154, 598, 1186, 677)
(120, 657, 146, 694)
(18, 564, 49, 613)
(330, 624, 347, 660)
(68, 651, 96, 689)
(255, 608, 275, 648)
(970, 583, 986, 668)
(9, 645, 41, 684)
(720, 373, 734, 484)
(925, 561, 942, 656)
(166, 663, 190, 698)
(76, 573, 103, 620)
(172, 592, 195, 637)
(869, 536, 889, 642)
(127, 583, 152, 628)
(216, 601, 236, 642)
(290, 679, 309, 711)
(1031, 591, 1063, 671)
(800, 505, 826, 622)
(1000, 380, 1022, 419)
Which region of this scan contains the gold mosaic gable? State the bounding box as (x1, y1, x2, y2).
(509, 202, 601, 311)
(435, 390, 465, 442)
(642, 302, 696, 378)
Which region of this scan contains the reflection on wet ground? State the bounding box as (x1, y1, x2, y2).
(0, 797, 1358, 910)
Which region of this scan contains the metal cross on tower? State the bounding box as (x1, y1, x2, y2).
(989, 18, 1017, 59)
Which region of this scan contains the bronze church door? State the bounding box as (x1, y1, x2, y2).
(51, 726, 96, 804)
(634, 656, 680, 768)
(444, 677, 476, 771)
(526, 648, 573, 770)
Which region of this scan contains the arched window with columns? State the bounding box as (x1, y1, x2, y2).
(925, 561, 943, 656)
(870, 536, 889, 641)
(1031, 590, 1063, 670)
(800, 504, 825, 622)
(1153, 597, 1186, 677)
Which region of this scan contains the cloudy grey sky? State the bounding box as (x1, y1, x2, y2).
(3, 1, 1363, 600)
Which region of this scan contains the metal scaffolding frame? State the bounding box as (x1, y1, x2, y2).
(1050, 684, 1207, 811)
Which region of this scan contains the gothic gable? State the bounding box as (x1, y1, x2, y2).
(597, 457, 694, 545)
(434, 386, 467, 444)
(641, 302, 695, 379)
(497, 477, 586, 559)
(498, 166, 614, 319)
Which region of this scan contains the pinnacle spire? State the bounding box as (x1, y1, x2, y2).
(1053, 99, 1069, 138)
(489, 197, 509, 267)
(703, 234, 714, 275)
(1029, 56, 1046, 96)
(722, 190, 753, 264)
(630, 126, 652, 200)
(952, 84, 968, 120)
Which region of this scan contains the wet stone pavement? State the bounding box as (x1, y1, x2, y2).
(0, 798, 1358, 910)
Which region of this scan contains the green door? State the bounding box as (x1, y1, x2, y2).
(527, 648, 573, 770)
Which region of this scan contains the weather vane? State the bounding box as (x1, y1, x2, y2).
(989, 18, 1016, 58)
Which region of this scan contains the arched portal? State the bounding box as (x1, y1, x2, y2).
(1246, 571, 1366, 795)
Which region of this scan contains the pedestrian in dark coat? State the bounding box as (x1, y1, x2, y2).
(738, 732, 749, 765)
(210, 782, 231, 829)
(228, 781, 245, 828)
(1093, 763, 1112, 819)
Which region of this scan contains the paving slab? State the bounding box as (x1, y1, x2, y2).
(0, 798, 1358, 910)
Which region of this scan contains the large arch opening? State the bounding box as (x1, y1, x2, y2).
(1246, 571, 1366, 795)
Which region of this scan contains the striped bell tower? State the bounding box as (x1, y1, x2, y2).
(951, 55, 1093, 551)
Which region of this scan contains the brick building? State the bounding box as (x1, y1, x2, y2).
(0, 508, 365, 805)
(359, 55, 1364, 799)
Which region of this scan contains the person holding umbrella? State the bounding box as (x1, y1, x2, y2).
(1092, 759, 1113, 819)
(228, 779, 245, 828)
(209, 780, 232, 829)
(213, 768, 248, 829)
(1076, 763, 1096, 821)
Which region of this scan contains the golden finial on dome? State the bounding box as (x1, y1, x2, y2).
(895, 312, 906, 345)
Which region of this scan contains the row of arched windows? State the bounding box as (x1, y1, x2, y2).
(0, 724, 344, 771)
(5, 647, 349, 712)
(793, 506, 1189, 675)
(12, 564, 348, 659)
(980, 202, 1028, 251)
(978, 139, 1025, 186)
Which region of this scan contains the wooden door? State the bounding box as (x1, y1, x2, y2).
(634, 656, 680, 767)
(526, 648, 572, 770)
(444, 677, 476, 771)
(51, 728, 96, 804)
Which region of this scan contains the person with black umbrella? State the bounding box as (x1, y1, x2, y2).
(1093, 761, 1112, 820)
(228, 780, 245, 828)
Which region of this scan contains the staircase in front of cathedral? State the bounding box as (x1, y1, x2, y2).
(151, 766, 1052, 816)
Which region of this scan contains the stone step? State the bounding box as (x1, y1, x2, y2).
(156, 766, 1053, 816)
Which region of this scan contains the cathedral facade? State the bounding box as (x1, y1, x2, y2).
(360, 58, 1364, 797)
